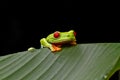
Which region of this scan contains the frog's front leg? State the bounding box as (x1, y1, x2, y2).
(40, 38, 54, 51)
(40, 38, 61, 52)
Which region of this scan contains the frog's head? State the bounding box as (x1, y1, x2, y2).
(46, 30, 76, 43)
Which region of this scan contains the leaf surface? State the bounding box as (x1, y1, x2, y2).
(0, 43, 120, 80)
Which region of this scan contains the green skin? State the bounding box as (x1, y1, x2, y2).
(40, 30, 77, 52)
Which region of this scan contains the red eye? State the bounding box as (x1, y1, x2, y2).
(54, 31, 60, 38)
(74, 31, 76, 36)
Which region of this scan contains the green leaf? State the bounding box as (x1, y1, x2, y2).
(0, 43, 120, 80)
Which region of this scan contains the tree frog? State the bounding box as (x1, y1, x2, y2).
(40, 30, 77, 52)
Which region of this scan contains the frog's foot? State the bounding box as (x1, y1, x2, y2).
(52, 44, 61, 52)
(70, 41, 77, 45)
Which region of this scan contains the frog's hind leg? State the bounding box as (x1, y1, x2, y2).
(70, 40, 77, 45)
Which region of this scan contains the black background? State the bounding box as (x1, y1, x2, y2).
(0, 0, 119, 79)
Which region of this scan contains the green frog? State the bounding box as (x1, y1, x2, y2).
(40, 30, 77, 52)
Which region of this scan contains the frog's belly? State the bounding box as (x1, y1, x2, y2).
(51, 41, 73, 45)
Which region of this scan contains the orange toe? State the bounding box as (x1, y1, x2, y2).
(52, 44, 61, 52)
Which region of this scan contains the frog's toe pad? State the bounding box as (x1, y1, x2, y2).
(56, 47, 61, 51)
(51, 48, 56, 52)
(51, 44, 61, 52)
(51, 48, 61, 52)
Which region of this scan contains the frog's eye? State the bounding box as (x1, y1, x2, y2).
(54, 31, 60, 38)
(74, 31, 76, 36)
